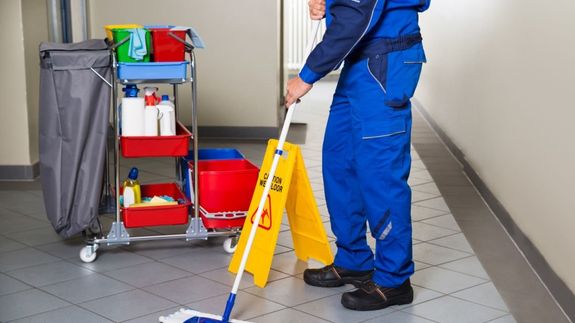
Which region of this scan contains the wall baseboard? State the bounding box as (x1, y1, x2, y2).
(413, 99, 575, 323)
(0, 163, 39, 181)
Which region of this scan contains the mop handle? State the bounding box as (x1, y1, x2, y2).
(230, 20, 322, 295)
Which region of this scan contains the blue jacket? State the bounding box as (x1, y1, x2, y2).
(299, 0, 430, 84)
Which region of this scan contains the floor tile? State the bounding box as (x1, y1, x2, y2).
(71, 248, 153, 273)
(187, 291, 285, 321)
(295, 293, 395, 323)
(364, 310, 436, 323)
(412, 222, 458, 241)
(411, 169, 433, 181)
(403, 295, 506, 323)
(414, 261, 432, 272)
(40, 273, 134, 304)
(6, 260, 94, 287)
(270, 251, 310, 275)
(421, 214, 461, 231)
(412, 191, 439, 203)
(0, 248, 59, 272)
(144, 275, 230, 304)
(79, 289, 176, 322)
(0, 214, 48, 235)
(411, 205, 447, 222)
(5, 227, 64, 247)
(413, 242, 471, 265)
(199, 268, 289, 290)
(0, 272, 31, 296)
(414, 197, 451, 213)
(103, 261, 192, 288)
(408, 177, 433, 187)
(9, 305, 113, 323)
(439, 256, 490, 280)
(120, 239, 199, 260)
(277, 230, 295, 248)
(429, 233, 474, 253)
(123, 306, 182, 323)
(0, 289, 70, 322)
(0, 236, 27, 254)
(412, 183, 440, 196)
(244, 276, 348, 307)
(411, 267, 486, 294)
(35, 239, 85, 260)
(487, 314, 518, 323)
(252, 308, 330, 323)
(396, 285, 444, 309)
(160, 248, 232, 274)
(452, 282, 509, 311)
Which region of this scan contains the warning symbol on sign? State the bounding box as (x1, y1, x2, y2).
(250, 194, 272, 231)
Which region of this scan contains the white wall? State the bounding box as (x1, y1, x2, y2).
(417, 0, 575, 293)
(87, 0, 282, 128)
(0, 0, 43, 166)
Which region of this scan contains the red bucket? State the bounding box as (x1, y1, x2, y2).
(149, 28, 187, 62)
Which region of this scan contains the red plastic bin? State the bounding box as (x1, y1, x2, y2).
(122, 183, 190, 228)
(121, 121, 191, 158)
(189, 159, 259, 229)
(149, 28, 187, 62)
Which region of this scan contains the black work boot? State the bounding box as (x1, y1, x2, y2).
(341, 279, 413, 311)
(303, 264, 373, 288)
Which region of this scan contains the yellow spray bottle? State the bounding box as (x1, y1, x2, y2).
(122, 167, 141, 207)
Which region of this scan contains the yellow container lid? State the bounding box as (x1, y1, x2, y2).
(104, 24, 143, 40)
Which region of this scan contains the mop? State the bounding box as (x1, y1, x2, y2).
(159, 21, 322, 323)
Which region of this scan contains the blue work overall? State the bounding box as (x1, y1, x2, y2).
(299, 0, 430, 288)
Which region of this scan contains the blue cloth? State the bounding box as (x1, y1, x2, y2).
(127, 28, 147, 60)
(306, 0, 428, 287)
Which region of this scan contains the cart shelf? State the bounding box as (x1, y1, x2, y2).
(120, 121, 192, 158)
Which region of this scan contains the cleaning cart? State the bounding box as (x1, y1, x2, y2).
(79, 26, 247, 262)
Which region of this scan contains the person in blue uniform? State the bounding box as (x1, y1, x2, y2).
(284, 0, 430, 311)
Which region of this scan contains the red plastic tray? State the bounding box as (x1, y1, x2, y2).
(121, 121, 191, 158)
(149, 28, 187, 62)
(199, 210, 247, 230)
(189, 159, 259, 229)
(121, 183, 190, 228)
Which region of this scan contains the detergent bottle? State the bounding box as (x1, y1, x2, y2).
(143, 87, 159, 136)
(157, 95, 176, 136)
(122, 167, 141, 207)
(120, 85, 145, 136)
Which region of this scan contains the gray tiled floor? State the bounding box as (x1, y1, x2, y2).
(0, 81, 523, 322)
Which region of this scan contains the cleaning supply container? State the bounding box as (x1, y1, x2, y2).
(112, 28, 151, 62)
(121, 85, 145, 136)
(157, 95, 176, 136)
(104, 24, 143, 40)
(121, 183, 191, 228)
(147, 26, 187, 62)
(190, 159, 259, 229)
(122, 167, 142, 207)
(181, 148, 245, 200)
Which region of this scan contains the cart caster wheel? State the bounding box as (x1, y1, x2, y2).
(223, 237, 239, 254)
(80, 245, 98, 263)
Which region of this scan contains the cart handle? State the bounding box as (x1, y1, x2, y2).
(169, 31, 195, 52)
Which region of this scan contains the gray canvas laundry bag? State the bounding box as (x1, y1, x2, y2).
(39, 39, 111, 238)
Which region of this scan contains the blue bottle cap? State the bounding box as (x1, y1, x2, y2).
(123, 84, 140, 97)
(161, 95, 170, 101)
(128, 167, 139, 180)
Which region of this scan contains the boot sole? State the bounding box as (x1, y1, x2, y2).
(304, 274, 372, 288)
(341, 290, 414, 311)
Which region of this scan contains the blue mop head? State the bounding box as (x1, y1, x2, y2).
(159, 309, 250, 323)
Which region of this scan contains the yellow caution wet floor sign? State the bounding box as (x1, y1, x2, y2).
(228, 139, 333, 287)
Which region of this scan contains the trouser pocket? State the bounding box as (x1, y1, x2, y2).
(366, 42, 426, 108)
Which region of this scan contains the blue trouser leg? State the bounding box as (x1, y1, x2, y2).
(323, 85, 374, 272)
(323, 49, 420, 287)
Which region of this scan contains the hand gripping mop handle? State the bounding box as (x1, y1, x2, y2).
(220, 20, 322, 323)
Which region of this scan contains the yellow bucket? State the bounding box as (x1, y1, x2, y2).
(104, 24, 143, 40)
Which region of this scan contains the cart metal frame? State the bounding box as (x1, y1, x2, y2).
(81, 38, 240, 262)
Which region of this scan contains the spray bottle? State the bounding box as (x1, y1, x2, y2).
(143, 87, 159, 136)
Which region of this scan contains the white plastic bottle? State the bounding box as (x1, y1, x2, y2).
(158, 95, 176, 136)
(143, 87, 159, 136)
(121, 97, 145, 136)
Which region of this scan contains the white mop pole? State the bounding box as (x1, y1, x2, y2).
(221, 20, 322, 323)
